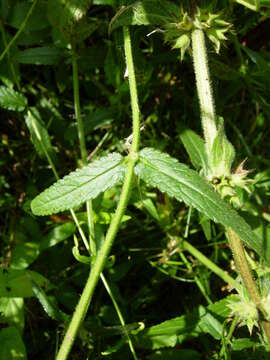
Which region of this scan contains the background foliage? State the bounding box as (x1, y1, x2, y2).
(1, 0, 270, 359)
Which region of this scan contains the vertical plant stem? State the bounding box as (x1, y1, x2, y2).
(71, 44, 137, 357)
(227, 228, 270, 342)
(56, 26, 140, 360)
(191, 28, 217, 155)
(0, 0, 38, 62)
(0, 22, 20, 89)
(100, 274, 138, 360)
(71, 49, 96, 252)
(71, 50, 87, 165)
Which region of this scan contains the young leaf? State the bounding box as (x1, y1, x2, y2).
(135, 148, 265, 258)
(179, 128, 207, 171)
(31, 153, 125, 216)
(0, 86, 27, 112)
(25, 107, 55, 159)
(110, 0, 179, 33)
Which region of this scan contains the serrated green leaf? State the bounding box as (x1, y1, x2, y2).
(110, 0, 179, 33)
(31, 153, 125, 216)
(179, 128, 207, 171)
(0, 86, 27, 111)
(16, 47, 65, 65)
(25, 107, 55, 159)
(29, 276, 68, 322)
(0, 327, 27, 360)
(135, 148, 265, 258)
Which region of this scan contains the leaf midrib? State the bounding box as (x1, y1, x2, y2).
(35, 157, 124, 209)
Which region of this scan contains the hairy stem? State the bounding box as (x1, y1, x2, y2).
(191, 28, 217, 156)
(0, 0, 37, 63)
(56, 26, 140, 360)
(227, 228, 270, 342)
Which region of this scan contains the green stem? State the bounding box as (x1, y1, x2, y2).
(0, 22, 20, 89)
(71, 50, 87, 165)
(100, 274, 138, 360)
(179, 250, 212, 304)
(0, 0, 37, 63)
(227, 228, 270, 342)
(180, 239, 240, 291)
(191, 28, 217, 156)
(56, 26, 140, 360)
(71, 49, 96, 253)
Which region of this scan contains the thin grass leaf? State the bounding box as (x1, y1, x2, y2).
(25, 107, 55, 159)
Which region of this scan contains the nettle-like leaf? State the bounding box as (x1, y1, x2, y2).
(31, 153, 125, 216)
(0, 86, 27, 112)
(135, 148, 265, 258)
(109, 0, 179, 33)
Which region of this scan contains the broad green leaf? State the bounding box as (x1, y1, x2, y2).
(16, 47, 64, 65)
(198, 306, 223, 340)
(0, 327, 27, 360)
(110, 0, 179, 33)
(10, 242, 40, 270)
(31, 153, 125, 216)
(231, 338, 257, 351)
(0, 298, 24, 334)
(24, 107, 55, 159)
(135, 148, 265, 258)
(179, 128, 207, 171)
(0, 86, 27, 112)
(8, 1, 49, 31)
(0, 269, 51, 298)
(40, 222, 76, 251)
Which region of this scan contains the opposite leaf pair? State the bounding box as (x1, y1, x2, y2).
(31, 148, 265, 261)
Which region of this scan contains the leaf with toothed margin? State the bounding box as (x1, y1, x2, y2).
(135, 148, 265, 259)
(31, 153, 125, 216)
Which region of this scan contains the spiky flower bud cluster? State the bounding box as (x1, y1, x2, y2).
(164, 7, 232, 60)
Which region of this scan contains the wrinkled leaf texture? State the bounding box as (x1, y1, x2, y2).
(31, 153, 125, 215)
(135, 148, 265, 259)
